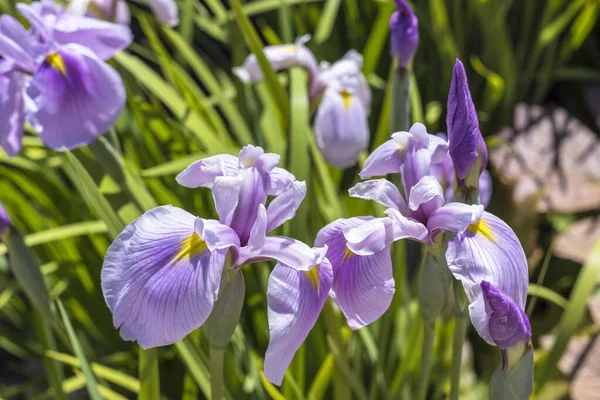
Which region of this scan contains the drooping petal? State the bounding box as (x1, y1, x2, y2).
(446, 59, 487, 181)
(51, 12, 133, 61)
(349, 179, 410, 215)
(426, 202, 484, 239)
(344, 211, 428, 255)
(264, 257, 332, 385)
(316, 217, 395, 329)
(268, 167, 295, 196)
(407, 175, 444, 212)
(0, 70, 25, 157)
(101, 205, 227, 349)
(238, 236, 320, 271)
(313, 87, 369, 168)
(30, 44, 125, 150)
(266, 181, 306, 232)
(445, 211, 528, 346)
(145, 0, 179, 27)
(175, 154, 240, 189)
(481, 281, 531, 349)
(360, 139, 403, 179)
(233, 35, 319, 83)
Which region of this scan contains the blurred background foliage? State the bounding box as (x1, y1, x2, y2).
(0, 0, 599, 399)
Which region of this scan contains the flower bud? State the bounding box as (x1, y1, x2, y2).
(447, 59, 488, 199)
(390, 0, 419, 70)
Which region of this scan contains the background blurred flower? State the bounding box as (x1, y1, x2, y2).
(0, 2, 131, 156)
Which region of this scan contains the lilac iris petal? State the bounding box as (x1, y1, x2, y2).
(0, 69, 26, 157)
(264, 256, 332, 385)
(344, 212, 428, 255)
(0, 15, 37, 71)
(267, 167, 296, 195)
(426, 202, 484, 239)
(479, 169, 492, 207)
(238, 236, 321, 271)
(194, 218, 240, 252)
(176, 154, 240, 189)
(102, 206, 237, 349)
(447, 59, 487, 182)
(211, 176, 243, 226)
(407, 175, 444, 213)
(445, 211, 528, 346)
(317, 50, 371, 109)
(314, 86, 369, 168)
(15, 3, 51, 41)
(390, 0, 419, 69)
(481, 281, 531, 349)
(30, 44, 126, 150)
(266, 181, 306, 232)
(67, 0, 131, 25)
(234, 35, 319, 84)
(316, 217, 395, 329)
(359, 138, 403, 179)
(349, 179, 410, 215)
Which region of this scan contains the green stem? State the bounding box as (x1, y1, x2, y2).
(391, 66, 411, 133)
(210, 346, 225, 400)
(449, 283, 468, 400)
(417, 319, 435, 400)
(323, 301, 353, 400)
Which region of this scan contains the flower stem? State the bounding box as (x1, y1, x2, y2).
(417, 319, 435, 400)
(450, 282, 468, 400)
(210, 346, 225, 400)
(391, 65, 411, 133)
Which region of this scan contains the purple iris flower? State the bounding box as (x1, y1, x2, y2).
(430, 133, 493, 207)
(318, 123, 530, 350)
(234, 40, 371, 169)
(0, 1, 131, 156)
(0, 204, 12, 236)
(447, 59, 488, 186)
(102, 145, 330, 385)
(390, 0, 419, 69)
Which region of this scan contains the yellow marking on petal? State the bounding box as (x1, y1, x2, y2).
(340, 89, 352, 110)
(467, 218, 496, 242)
(305, 266, 320, 290)
(171, 233, 208, 266)
(45, 53, 66, 76)
(283, 45, 298, 53)
(342, 246, 355, 263)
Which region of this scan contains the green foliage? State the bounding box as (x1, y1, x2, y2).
(1, 1, 599, 399)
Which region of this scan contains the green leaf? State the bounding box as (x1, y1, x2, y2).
(0, 221, 107, 256)
(175, 338, 211, 399)
(45, 350, 140, 393)
(57, 299, 102, 400)
(314, 0, 342, 44)
(527, 284, 568, 309)
(63, 150, 125, 238)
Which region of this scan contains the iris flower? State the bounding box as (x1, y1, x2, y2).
(319, 115, 530, 353)
(234, 38, 371, 169)
(102, 145, 331, 385)
(0, 1, 131, 156)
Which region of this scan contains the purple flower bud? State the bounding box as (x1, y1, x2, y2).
(447, 59, 487, 184)
(0, 204, 12, 236)
(481, 280, 531, 350)
(390, 0, 419, 69)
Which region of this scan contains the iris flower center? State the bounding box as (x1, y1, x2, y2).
(45, 53, 67, 76)
(171, 233, 208, 266)
(467, 219, 496, 242)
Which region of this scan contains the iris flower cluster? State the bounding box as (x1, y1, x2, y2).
(102, 145, 331, 385)
(0, 0, 132, 156)
(101, 59, 531, 385)
(234, 36, 371, 169)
